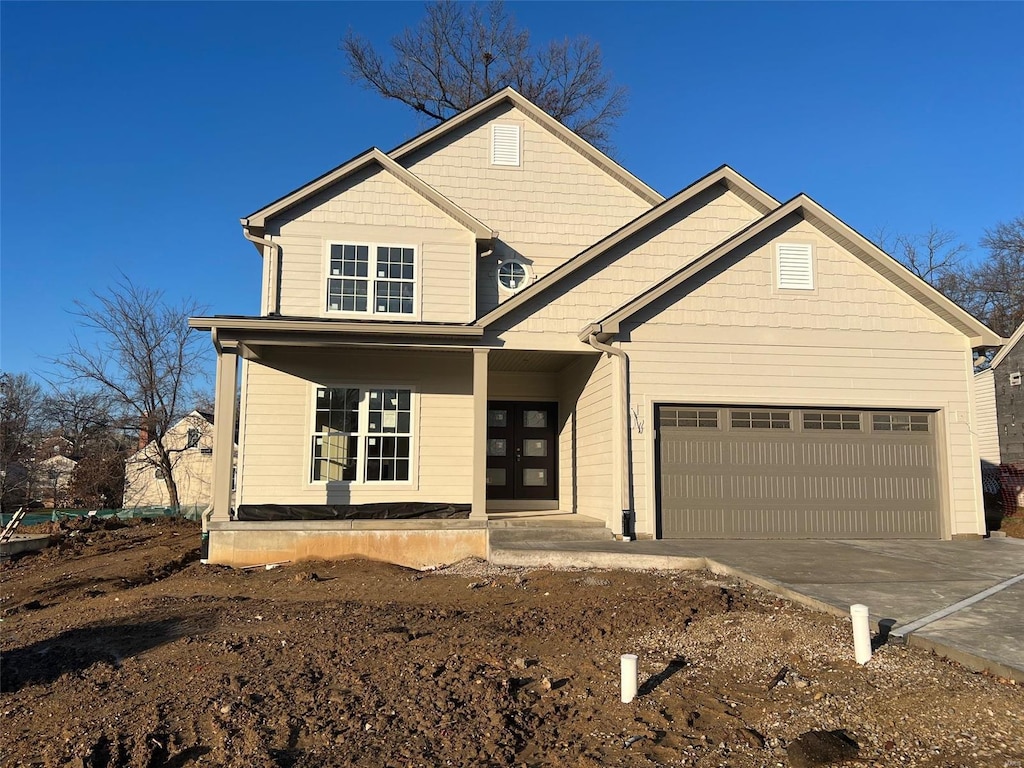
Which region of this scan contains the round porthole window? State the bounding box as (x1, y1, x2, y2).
(497, 260, 529, 291)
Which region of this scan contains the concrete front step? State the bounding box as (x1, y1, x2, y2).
(488, 525, 614, 545)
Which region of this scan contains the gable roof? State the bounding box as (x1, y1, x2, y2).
(990, 322, 1024, 368)
(389, 87, 664, 207)
(242, 148, 496, 240)
(476, 165, 778, 328)
(586, 194, 1003, 348)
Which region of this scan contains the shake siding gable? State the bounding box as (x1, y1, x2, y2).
(267, 165, 476, 322)
(401, 103, 651, 287)
(619, 219, 984, 537)
(492, 187, 763, 348)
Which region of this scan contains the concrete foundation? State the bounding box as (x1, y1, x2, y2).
(0, 534, 51, 559)
(207, 520, 488, 569)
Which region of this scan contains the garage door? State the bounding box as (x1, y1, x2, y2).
(656, 406, 941, 539)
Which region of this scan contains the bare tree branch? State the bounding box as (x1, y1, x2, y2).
(342, 0, 626, 151)
(50, 276, 211, 511)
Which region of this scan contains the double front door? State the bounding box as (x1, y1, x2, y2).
(486, 401, 557, 500)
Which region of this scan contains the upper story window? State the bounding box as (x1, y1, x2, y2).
(186, 427, 201, 449)
(497, 258, 531, 293)
(327, 243, 416, 315)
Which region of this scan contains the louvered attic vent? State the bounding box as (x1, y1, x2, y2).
(491, 124, 521, 166)
(776, 243, 814, 290)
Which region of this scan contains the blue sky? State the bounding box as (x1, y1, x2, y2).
(2, 1, 1022, 380)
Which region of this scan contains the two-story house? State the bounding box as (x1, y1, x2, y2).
(191, 88, 1002, 568)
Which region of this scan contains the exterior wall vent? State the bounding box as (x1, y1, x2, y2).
(491, 124, 521, 167)
(1010, 371, 1022, 387)
(776, 243, 814, 290)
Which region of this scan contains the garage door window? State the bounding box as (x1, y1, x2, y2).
(730, 410, 791, 429)
(661, 408, 718, 428)
(872, 413, 929, 432)
(803, 412, 861, 431)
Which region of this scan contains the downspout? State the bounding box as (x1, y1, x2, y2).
(586, 331, 634, 538)
(242, 224, 282, 316)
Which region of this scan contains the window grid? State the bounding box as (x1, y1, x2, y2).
(311, 387, 413, 483)
(326, 243, 414, 315)
(803, 412, 861, 431)
(872, 413, 929, 433)
(730, 410, 792, 430)
(661, 408, 718, 428)
(312, 387, 360, 482)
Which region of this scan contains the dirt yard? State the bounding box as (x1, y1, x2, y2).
(2, 518, 1022, 768)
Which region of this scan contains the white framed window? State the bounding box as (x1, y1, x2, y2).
(491, 124, 521, 167)
(497, 258, 531, 293)
(326, 243, 416, 315)
(311, 386, 414, 483)
(776, 243, 814, 290)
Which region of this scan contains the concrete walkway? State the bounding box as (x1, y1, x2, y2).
(490, 535, 1024, 681)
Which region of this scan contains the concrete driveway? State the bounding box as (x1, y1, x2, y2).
(490, 535, 1024, 681)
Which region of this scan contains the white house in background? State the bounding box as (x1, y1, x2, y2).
(123, 411, 218, 512)
(190, 88, 1002, 567)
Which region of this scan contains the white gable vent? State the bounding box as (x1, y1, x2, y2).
(491, 124, 521, 167)
(776, 243, 814, 290)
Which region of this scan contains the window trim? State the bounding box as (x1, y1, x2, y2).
(496, 257, 532, 294)
(323, 240, 420, 319)
(308, 383, 417, 486)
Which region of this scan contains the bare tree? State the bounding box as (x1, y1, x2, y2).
(976, 215, 1024, 337)
(343, 0, 626, 150)
(0, 372, 44, 511)
(874, 218, 1024, 338)
(52, 277, 211, 511)
(874, 225, 974, 307)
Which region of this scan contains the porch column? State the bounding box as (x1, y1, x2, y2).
(209, 343, 239, 527)
(471, 348, 489, 520)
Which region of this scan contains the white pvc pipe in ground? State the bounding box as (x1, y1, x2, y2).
(851, 604, 872, 665)
(620, 653, 638, 702)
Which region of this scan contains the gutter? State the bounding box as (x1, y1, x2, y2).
(241, 220, 282, 316)
(585, 328, 634, 537)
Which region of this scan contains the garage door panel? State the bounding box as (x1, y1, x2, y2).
(657, 405, 941, 539)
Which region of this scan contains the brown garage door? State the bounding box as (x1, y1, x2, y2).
(656, 406, 941, 539)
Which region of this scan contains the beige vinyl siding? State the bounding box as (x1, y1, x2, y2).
(622, 218, 984, 538)
(266, 165, 476, 322)
(401, 103, 651, 305)
(493, 188, 763, 349)
(569, 354, 615, 525)
(974, 369, 1000, 464)
(238, 348, 474, 506)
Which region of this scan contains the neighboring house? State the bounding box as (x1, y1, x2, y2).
(191, 88, 1001, 566)
(988, 322, 1024, 467)
(976, 322, 1024, 513)
(123, 411, 218, 512)
(34, 455, 77, 508)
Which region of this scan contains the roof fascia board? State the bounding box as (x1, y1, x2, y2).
(243, 149, 496, 240)
(797, 197, 1001, 346)
(592, 197, 805, 332)
(591, 195, 1002, 347)
(388, 87, 664, 206)
(477, 166, 771, 328)
(990, 322, 1023, 367)
(189, 316, 484, 338)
